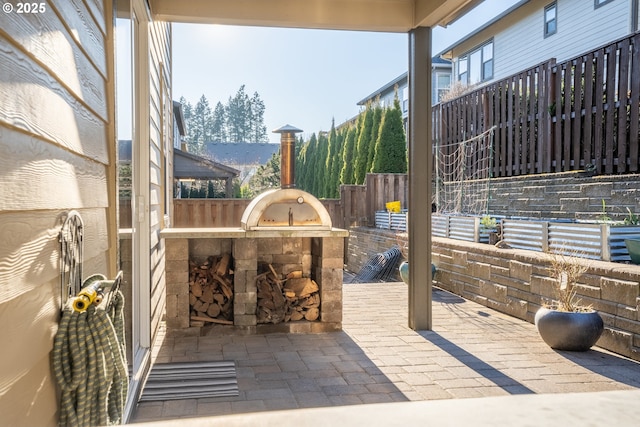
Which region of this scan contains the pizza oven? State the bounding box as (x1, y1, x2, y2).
(241, 125, 332, 231)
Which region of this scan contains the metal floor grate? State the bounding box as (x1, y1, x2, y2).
(350, 246, 402, 283)
(139, 360, 238, 401)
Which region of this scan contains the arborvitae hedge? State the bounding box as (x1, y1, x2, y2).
(371, 98, 407, 173)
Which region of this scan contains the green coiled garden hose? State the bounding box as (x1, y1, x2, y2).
(53, 282, 128, 426)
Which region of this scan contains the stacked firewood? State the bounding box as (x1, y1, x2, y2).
(256, 264, 320, 324)
(189, 254, 234, 326)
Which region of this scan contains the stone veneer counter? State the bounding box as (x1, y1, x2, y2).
(160, 227, 348, 334)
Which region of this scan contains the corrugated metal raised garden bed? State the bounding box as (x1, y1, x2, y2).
(377, 213, 640, 263)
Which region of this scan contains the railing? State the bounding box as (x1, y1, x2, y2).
(433, 31, 640, 178)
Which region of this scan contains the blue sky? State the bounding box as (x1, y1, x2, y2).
(118, 1, 520, 143)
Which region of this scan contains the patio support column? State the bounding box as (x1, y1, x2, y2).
(407, 26, 432, 330)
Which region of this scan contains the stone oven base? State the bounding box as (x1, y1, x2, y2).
(162, 228, 348, 334)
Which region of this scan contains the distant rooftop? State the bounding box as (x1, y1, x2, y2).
(205, 142, 280, 164)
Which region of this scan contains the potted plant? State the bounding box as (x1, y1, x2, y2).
(395, 232, 436, 284)
(622, 208, 640, 264)
(480, 215, 500, 245)
(534, 251, 604, 351)
(396, 232, 410, 284)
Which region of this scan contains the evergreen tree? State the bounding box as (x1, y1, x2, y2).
(179, 96, 193, 149)
(295, 135, 307, 189)
(329, 127, 346, 197)
(371, 97, 407, 173)
(249, 92, 268, 143)
(189, 186, 199, 198)
(211, 102, 227, 142)
(303, 133, 319, 194)
(324, 120, 338, 198)
(207, 180, 215, 198)
(340, 125, 358, 185)
(314, 132, 329, 197)
(180, 85, 268, 144)
(244, 151, 280, 197)
(366, 104, 383, 174)
(354, 104, 373, 184)
(191, 94, 213, 154)
(226, 85, 251, 142)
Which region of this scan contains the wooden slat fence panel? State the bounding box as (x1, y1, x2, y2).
(173, 199, 250, 227)
(594, 46, 606, 173)
(630, 33, 640, 172)
(434, 32, 639, 179)
(365, 173, 408, 220)
(583, 52, 594, 169)
(617, 38, 630, 173)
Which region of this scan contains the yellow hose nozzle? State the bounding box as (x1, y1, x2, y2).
(72, 277, 104, 312)
(73, 295, 92, 312)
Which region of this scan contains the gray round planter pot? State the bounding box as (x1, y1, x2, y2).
(534, 307, 604, 351)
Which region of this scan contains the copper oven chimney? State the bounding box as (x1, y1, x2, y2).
(273, 124, 303, 189)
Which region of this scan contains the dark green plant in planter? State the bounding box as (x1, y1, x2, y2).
(623, 208, 640, 264)
(534, 251, 604, 351)
(625, 239, 640, 265)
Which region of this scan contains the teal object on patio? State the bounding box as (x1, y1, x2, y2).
(625, 239, 640, 264)
(398, 262, 436, 284)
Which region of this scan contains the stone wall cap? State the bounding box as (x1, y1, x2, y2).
(160, 227, 349, 239)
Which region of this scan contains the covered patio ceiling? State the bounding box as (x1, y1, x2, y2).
(148, 0, 482, 32)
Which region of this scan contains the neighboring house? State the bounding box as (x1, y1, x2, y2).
(204, 142, 280, 185)
(437, 0, 640, 86)
(356, 56, 453, 123)
(0, 0, 475, 424)
(119, 140, 240, 201)
(173, 100, 188, 150)
(173, 148, 240, 197)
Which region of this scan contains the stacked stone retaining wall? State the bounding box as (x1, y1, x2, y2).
(486, 172, 640, 220)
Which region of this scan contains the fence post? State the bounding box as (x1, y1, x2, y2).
(474, 216, 480, 243)
(540, 59, 552, 173)
(541, 221, 549, 253)
(601, 224, 611, 261)
(445, 215, 451, 238)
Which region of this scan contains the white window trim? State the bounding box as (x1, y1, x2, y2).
(544, 2, 557, 38)
(457, 40, 493, 84)
(595, 0, 615, 9)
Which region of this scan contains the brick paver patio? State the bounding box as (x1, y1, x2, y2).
(131, 282, 640, 423)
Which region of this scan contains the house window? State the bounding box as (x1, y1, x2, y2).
(402, 86, 408, 112)
(436, 73, 451, 102)
(482, 43, 493, 80)
(595, 0, 614, 8)
(458, 40, 493, 84)
(458, 57, 468, 83)
(544, 2, 557, 37)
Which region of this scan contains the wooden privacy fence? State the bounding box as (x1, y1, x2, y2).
(172, 199, 249, 228)
(434, 31, 640, 179)
(126, 173, 408, 229)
